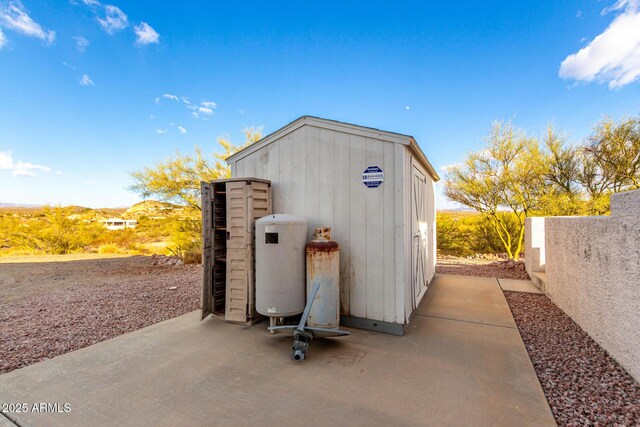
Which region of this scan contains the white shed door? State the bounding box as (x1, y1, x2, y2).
(411, 164, 429, 308)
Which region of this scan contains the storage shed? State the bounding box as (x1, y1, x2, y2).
(226, 116, 440, 335)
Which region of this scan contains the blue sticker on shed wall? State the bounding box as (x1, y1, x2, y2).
(362, 166, 384, 188)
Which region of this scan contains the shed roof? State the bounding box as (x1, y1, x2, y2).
(225, 116, 440, 181)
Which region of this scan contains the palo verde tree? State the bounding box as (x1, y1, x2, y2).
(580, 116, 640, 214)
(128, 127, 262, 257)
(539, 126, 584, 216)
(129, 127, 262, 210)
(444, 121, 545, 259)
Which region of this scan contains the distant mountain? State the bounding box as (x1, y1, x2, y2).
(124, 200, 184, 218)
(0, 200, 188, 219)
(0, 202, 42, 208)
(437, 207, 476, 213)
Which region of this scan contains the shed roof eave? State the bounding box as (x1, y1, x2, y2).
(226, 116, 414, 164)
(409, 138, 440, 182)
(225, 115, 440, 182)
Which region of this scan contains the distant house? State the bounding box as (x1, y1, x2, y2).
(100, 218, 137, 230)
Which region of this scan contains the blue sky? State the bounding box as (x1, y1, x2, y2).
(1, 0, 639, 208)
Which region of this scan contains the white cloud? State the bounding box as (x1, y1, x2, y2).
(178, 126, 187, 134)
(0, 28, 6, 48)
(0, 0, 55, 44)
(0, 150, 51, 177)
(162, 93, 178, 101)
(155, 94, 217, 119)
(73, 35, 89, 52)
(238, 108, 245, 115)
(559, 0, 640, 88)
(55, 170, 63, 176)
(81, 0, 100, 6)
(154, 96, 160, 104)
(148, 114, 155, 119)
(133, 21, 159, 45)
(405, 105, 410, 110)
(156, 129, 167, 134)
(80, 74, 94, 86)
(602, 0, 639, 15)
(62, 61, 76, 70)
(97, 5, 128, 34)
(85, 180, 97, 185)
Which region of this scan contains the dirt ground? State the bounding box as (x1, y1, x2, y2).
(1, 255, 160, 304)
(0, 255, 201, 373)
(436, 256, 530, 280)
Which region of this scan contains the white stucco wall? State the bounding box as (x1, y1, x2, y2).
(543, 189, 640, 381)
(524, 216, 546, 278)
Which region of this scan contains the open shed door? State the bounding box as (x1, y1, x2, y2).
(201, 181, 213, 319)
(411, 163, 429, 309)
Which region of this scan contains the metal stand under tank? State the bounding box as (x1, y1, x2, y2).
(266, 226, 350, 362)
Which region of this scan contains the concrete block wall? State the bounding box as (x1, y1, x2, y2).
(524, 217, 546, 278)
(540, 189, 640, 381)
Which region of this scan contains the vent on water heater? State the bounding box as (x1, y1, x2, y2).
(255, 214, 307, 318)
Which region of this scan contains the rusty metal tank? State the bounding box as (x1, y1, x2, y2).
(306, 227, 340, 329)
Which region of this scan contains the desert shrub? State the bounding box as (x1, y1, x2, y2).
(437, 211, 522, 258)
(436, 213, 474, 256)
(98, 243, 121, 254)
(183, 247, 202, 264)
(167, 214, 202, 260)
(9, 207, 103, 254)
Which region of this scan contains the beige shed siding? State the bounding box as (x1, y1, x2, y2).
(334, 131, 351, 315)
(231, 124, 406, 323)
(394, 143, 407, 324)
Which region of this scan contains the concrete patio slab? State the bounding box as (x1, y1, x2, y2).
(416, 274, 517, 328)
(0, 414, 17, 427)
(0, 275, 555, 427)
(498, 278, 544, 294)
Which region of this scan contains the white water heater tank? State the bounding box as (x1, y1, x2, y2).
(255, 214, 307, 318)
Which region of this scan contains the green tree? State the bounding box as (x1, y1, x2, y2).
(436, 213, 473, 256)
(579, 116, 640, 214)
(587, 116, 640, 191)
(538, 126, 585, 216)
(443, 114, 640, 258)
(129, 127, 262, 210)
(128, 127, 262, 258)
(444, 121, 545, 259)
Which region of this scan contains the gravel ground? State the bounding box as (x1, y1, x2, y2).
(505, 292, 640, 426)
(436, 258, 530, 280)
(0, 257, 201, 374)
